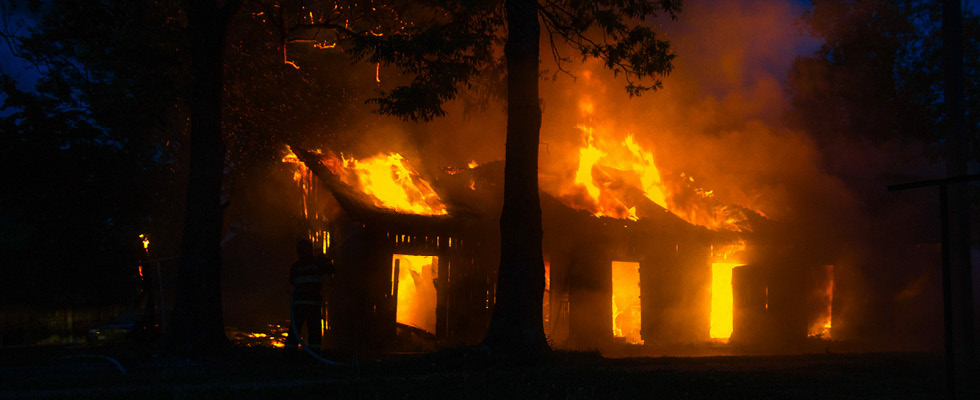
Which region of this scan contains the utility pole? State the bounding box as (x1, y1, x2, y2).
(941, 0, 976, 397)
(889, 2, 978, 397)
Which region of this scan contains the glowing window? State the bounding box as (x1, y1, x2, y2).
(391, 255, 438, 334)
(710, 262, 742, 340)
(612, 261, 643, 344)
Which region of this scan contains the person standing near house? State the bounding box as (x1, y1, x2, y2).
(285, 239, 334, 356)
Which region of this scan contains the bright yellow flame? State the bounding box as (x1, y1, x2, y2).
(573, 128, 605, 202)
(392, 255, 438, 334)
(612, 261, 643, 344)
(623, 135, 668, 209)
(467, 160, 479, 169)
(338, 153, 448, 215)
(139, 234, 149, 251)
(570, 128, 639, 220)
(710, 241, 745, 340)
(710, 262, 739, 340)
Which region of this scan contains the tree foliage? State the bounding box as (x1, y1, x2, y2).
(789, 0, 980, 157)
(0, 0, 188, 305)
(277, 0, 679, 120)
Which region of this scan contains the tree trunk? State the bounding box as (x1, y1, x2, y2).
(165, 0, 237, 355)
(481, 0, 550, 359)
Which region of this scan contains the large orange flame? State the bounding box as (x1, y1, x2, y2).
(557, 100, 751, 232)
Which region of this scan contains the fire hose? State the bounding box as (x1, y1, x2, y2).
(289, 293, 344, 366)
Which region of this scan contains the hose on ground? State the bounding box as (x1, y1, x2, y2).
(289, 293, 344, 366)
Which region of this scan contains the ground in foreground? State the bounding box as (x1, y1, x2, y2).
(0, 345, 944, 399)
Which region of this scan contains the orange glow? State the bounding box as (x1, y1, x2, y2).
(392, 255, 438, 334)
(710, 242, 746, 340)
(808, 265, 834, 338)
(612, 261, 643, 344)
(543, 259, 551, 331)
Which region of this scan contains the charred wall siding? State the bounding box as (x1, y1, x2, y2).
(731, 261, 832, 350)
(327, 212, 496, 353)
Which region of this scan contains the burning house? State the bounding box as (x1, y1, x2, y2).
(282, 136, 837, 355)
(287, 148, 500, 352)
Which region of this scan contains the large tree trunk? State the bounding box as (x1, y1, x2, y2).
(165, 0, 238, 355)
(481, 0, 550, 359)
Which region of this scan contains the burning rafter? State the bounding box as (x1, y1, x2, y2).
(286, 146, 448, 216)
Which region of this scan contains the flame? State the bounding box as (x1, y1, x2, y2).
(612, 261, 643, 344)
(555, 98, 753, 231)
(327, 152, 448, 216)
(709, 241, 746, 340)
(567, 127, 640, 220)
(282, 147, 331, 253)
(808, 265, 834, 338)
(137, 234, 149, 278)
(392, 255, 438, 334)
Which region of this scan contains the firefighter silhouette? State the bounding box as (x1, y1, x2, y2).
(285, 239, 334, 355)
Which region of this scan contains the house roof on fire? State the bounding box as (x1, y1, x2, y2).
(292, 146, 741, 247)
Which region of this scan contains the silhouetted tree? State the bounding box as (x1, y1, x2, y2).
(285, 0, 680, 358)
